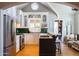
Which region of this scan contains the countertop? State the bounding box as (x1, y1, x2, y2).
(40, 33, 53, 39)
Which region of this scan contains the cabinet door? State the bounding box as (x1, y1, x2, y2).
(16, 35, 20, 53)
(39, 39, 56, 56)
(26, 33, 39, 44)
(26, 33, 34, 44)
(33, 33, 39, 45)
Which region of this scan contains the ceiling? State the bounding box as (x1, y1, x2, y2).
(69, 2, 79, 8)
(0, 2, 25, 9)
(57, 2, 79, 9)
(0, 2, 79, 18)
(0, 2, 79, 9)
(16, 2, 57, 15)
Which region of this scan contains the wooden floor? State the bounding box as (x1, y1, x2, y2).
(16, 44, 39, 56)
(16, 43, 79, 56)
(60, 43, 79, 56)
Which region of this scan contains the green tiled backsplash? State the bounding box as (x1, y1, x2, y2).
(16, 28, 29, 35)
(16, 28, 48, 35)
(41, 28, 48, 33)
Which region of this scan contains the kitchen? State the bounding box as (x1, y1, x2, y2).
(16, 12, 56, 56)
(2, 2, 59, 56)
(15, 2, 57, 56)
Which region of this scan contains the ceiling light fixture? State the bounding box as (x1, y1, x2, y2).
(31, 3, 39, 10)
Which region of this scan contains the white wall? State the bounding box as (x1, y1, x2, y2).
(0, 10, 4, 56)
(74, 11, 79, 34)
(48, 11, 57, 33)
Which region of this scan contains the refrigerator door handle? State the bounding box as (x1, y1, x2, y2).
(11, 20, 14, 42)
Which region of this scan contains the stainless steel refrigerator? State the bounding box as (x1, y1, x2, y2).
(3, 14, 16, 56)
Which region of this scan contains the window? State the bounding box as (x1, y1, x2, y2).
(43, 15, 47, 22)
(24, 16, 27, 27)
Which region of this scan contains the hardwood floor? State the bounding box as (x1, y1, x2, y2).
(60, 43, 79, 56)
(16, 43, 79, 56)
(16, 44, 39, 56)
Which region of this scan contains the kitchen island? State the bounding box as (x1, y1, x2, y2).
(39, 33, 56, 56)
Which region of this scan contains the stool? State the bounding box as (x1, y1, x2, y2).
(56, 42, 61, 54)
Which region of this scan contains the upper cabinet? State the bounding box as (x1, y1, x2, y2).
(23, 12, 48, 28)
(23, 12, 48, 32)
(42, 14, 47, 28)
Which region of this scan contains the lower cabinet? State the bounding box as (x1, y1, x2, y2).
(39, 37, 56, 56)
(16, 35, 20, 53)
(25, 33, 39, 45)
(16, 34, 25, 53)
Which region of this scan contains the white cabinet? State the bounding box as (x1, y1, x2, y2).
(25, 33, 39, 45)
(16, 35, 20, 53)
